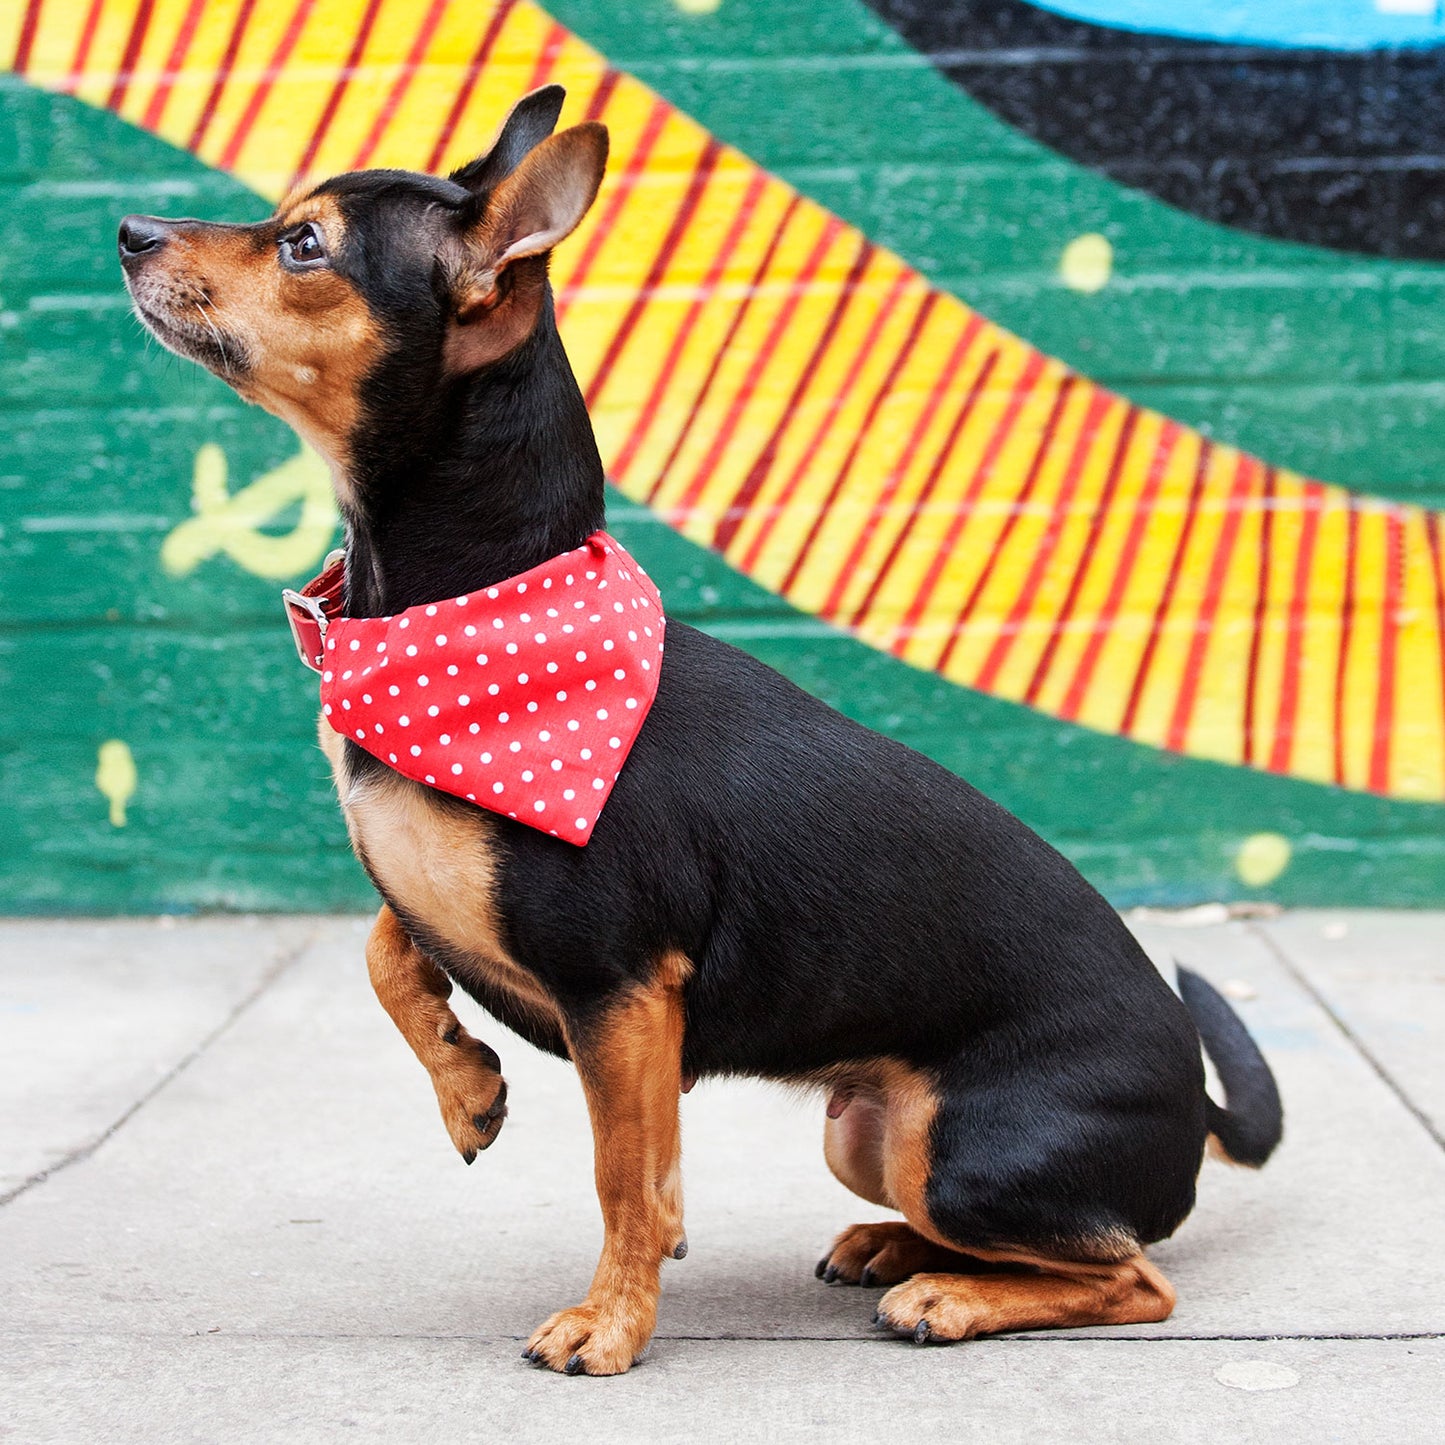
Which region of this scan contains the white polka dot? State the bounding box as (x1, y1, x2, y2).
(435, 634, 447, 646)
(323, 671, 333, 682)
(327, 639, 335, 651)
(418, 675, 429, 686)
(527, 701, 538, 712)
(475, 653, 488, 666)
(388, 752, 397, 763)
(563, 789, 576, 801)
(447, 664, 459, 676)
(341, 670, 352, 681)
(451, 763, 463, 775)
(399, 618, 409, 629)
(425, 774, 436, 785)
(589, 614, 601, 623)
(480, 752, 491, 763)
(428, 705, 439, 717)
(506, 642, 518, 654)
(458, 694, 470, 706)
(576, 817, 588, 830)
(456, 596, 468, 606)
(520, 613, 531, 624)
(596, 708, 608, 720)
(641, 659, 651, 671)
(426, 605, 437, 617)
(410, 745, 422, 757)
(628, 631, 637, 642)
(575, 651, 587, 663)
(557, 691, 568, 702)
(522, 770, 534, 782)
(546, 662, 558, 673)
(608, 737, 621, 748)
(565, 574, 574, 586)
(377, 641, 387, 653)
(614, 669, 626, 681)
(580, 748, 593, 760)
(534, 632, 546, 644)
(439, 733, 450, 745)
(547, 608, 558, 618)
(488, 683, 500, 695)
(592, 778, 605, 790)
(389, 685, 400, 696)
(562, 624, 574, 634)
(349, 639, 360, 651)
(626, 698, 637, 709)
(509, 741, 521, 753)
(585, 680, 597, 692)
(492, 618, 504, 630)
(362, 694, 372, 704)
(517, 582, 527, 594)
(374, 723, 384, 735)
(498, 712, 509, 723)
(487, 587, 499, 600)
(493, 781, 504, 793)
(517, 673, 529, 685)
(533, 800, 545, 812)
(341, 699, 351, 711)
(399, 715, 410, 726)
(469, 723, 480, 734)
(406, 645, 418, 657)
(567, 720, 580, 731)
(551, 759, 563, 772)
(355, 729, 365, 739)
(464, 625, 477, 637)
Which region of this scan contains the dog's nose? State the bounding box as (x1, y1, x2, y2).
(117, 214, 171, 260)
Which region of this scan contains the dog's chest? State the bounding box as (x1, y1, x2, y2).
(320, 720, 560, 1027)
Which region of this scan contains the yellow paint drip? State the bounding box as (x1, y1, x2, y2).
(161, 443, 338, 581)
(1059, 232, 1113, 293)
(95, 740, 137, 827)
(1236, 832, 1292, 887)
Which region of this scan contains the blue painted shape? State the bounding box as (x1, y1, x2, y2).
(1029, 1, 1445, 49)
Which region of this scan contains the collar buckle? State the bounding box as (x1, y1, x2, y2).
(282, 549, 346, 673)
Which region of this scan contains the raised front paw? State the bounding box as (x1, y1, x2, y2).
(434, 1027, 507, 1163)
(522, 1298, 656, 1376)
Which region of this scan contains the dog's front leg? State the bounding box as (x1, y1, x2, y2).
(365, 905, 508, 1162)
(525, 975, 686, 1376)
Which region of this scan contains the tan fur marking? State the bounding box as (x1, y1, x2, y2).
(364, 905, 506, 1161)
(875, 1254, 1176, 1341)
(323, 723, 564, 1040)
(525, 978, 687, 1375)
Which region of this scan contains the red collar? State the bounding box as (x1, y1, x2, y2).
(283, 533, 665, 845)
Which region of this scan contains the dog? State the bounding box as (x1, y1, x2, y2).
(119, 84, 1282, 1376)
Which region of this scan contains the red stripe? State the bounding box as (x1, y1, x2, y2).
(1266, 485, 1323, 776)
(644, 195, 801, 507)
(424, 0, 517, 174)
(973, 390, 1115, 696)
(1163, 453, 1257, 755)
(610, 169, 768, 485)
(667, 215, 843, 525)
(1240, 466, 1276, 766)
(554, 95, 670, 323)
(1021, 406, 1141, 708)
(349, 0, 449, 170)
(1425, 512, 1445, 789)
(581, 66, 619, 122)
(714, 235, 875, 553)
(218, 0, 316, 172)
(139, 0, 207, 132)
(13, 0, 42, 72)
(1369, 511, 1404, 793)
(935, 373, 1076, 677)
(784, 292, 937, 601)
(845, 339, 997, 631)
(186, 0, 259, 153)
(1056, 419, 1181, 723)
(287, 0, 383, 182)
(61, 0, 105, 94)
(890, 351, 1046, 654)
(740, 264, 910, 574)
(583, 140, 723, 410)
(525, 20, 565, 93)
(1118, 440, 1211, 739)
(105, 0, 157, 111)
(1332, 502, 1361, 787)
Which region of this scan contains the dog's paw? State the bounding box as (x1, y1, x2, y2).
(815, 1222, 955, 1287)
(872, 1273, 986, 1343)
(433, 1028, 507, 1162)
(521, 1299, 655, 1376)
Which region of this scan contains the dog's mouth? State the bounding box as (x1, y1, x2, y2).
(126, 284, 250, 381)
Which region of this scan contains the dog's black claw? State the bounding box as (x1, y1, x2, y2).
(859, 1265, 877, 1288)
(443, 1024, 460, 1046)
(870, 1311, 885, 1329)
(815, 1259, 829, 1279)
(823, 1264, 842, 1284)
(564, 1353, 587, 1376)
(477, 1040, 502, 1073)
(913, 1320, 931, 1345)
(461, 1147, 477, 1165)
(672, 1237, 688, 1260)
(521, 1348, 534, 1361)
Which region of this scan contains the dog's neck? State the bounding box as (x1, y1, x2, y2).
(337, 302, 606, 619)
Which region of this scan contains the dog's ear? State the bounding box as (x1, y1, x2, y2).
(448, 84, 567, 195)
(443, 121, 609, 373)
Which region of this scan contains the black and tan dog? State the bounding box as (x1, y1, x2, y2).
(119, 85, 1281, 1376)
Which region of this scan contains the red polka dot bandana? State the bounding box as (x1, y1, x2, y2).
(318, 533, 664, 845)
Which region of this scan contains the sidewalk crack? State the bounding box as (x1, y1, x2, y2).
(0, 928, 316, 1210)
(1248, 921, 1445, 1154)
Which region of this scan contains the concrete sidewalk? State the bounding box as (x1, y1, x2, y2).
(1, 911, 1442, 1443)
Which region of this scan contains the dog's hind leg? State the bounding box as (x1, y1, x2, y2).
(524, 965, 688, 1375)
(365, 904, 508, 1162)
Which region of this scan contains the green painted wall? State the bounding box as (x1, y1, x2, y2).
(3, 0, 1444, 912)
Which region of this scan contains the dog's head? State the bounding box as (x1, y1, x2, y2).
(118, 85, 606, 485)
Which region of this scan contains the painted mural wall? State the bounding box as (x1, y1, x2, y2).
(2, 0, 1443, 911)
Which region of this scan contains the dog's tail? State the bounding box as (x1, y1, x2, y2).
(1176, 965, 1283, 1168)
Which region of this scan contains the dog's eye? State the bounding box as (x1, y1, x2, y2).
(279, 224, 327, 271)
